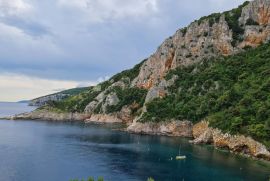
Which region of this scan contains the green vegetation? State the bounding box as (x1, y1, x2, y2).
(110, 59, 147, 83)
(224, 1, 249, 46)
(180, 27, 187, 36)
(246, 18, 259, 26)
(33, 87, 90, 101)
(141, 42, 270, 147)
(44, 87, 101, 113)
(106, 87, 147, 114)
(44, 59, 146, 113)
(194, 1, 250, 46)
(196, 13, 221, 27)
(60, 87, 90, 95)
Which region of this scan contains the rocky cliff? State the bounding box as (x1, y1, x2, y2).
(191, 121, 270, 160)
(133, 0, 270, 98)
(15, 0, 270, 161)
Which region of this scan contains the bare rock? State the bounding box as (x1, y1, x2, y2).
(85, 114, 123, 123)
(127, 120, 193, 137)
(191, 121, 270, 160)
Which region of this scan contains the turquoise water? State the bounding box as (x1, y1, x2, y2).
(0, 103, 269, 181)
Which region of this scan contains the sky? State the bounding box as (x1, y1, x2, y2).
(0, 0, 247, 102)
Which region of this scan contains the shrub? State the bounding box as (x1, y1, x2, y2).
(106, 87, 147, 114)
(246, 18, 259, 26)
(141, 42, 270, 146)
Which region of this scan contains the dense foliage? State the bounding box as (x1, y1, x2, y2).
(224, 1, 249, 46)
(141, 43, 270, 147)
(106, 87, 147, 114)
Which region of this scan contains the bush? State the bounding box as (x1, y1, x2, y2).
(106, 87, 147, 114)
(141, 42, 270, 145)
(246, 18, 259, 26)
(224, 1, 249, 46)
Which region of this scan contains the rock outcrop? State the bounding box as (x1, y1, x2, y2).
(191, 121, 270, 160)
(131, 0, 270, 106)
(85, 114, 123, 123)
(127, 120, 193, 137)
(6, 110, 89, 122)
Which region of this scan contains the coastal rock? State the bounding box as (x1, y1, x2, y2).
(127, 120, 193, 137)
(8, 110, 89, 122)
(85, 114, 123, 123)
(191, 121, 270, 160)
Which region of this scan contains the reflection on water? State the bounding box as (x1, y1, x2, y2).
(0, 104, 270, 181)
(0, 103, 269, 181)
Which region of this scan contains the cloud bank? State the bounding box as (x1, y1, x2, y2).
(0, 0, 248, 101)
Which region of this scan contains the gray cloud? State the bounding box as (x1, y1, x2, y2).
(0, 0, 248, 82)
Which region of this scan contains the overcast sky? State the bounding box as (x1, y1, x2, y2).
(0, 0, 247, 101)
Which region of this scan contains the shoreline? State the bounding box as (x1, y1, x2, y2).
(2, 110, 270, 162)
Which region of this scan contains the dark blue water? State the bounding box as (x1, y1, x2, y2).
(0, 103, 269, 181)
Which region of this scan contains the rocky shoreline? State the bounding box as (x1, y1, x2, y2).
(1, 110, 89, 122)
(190, 121, 270, 161)
(2, 110, 270, 161)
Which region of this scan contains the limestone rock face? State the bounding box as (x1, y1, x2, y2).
(84, 79, 128, 114)
(102, 92, 120, 112)
(85, 114, 123, 123)
(191, 121, 270, 160)
(132, 15, 234, 90)
(127, 120, 193, 137)
(131, 0, 270, 110)
(85, 101, 98, 113)
(85, 106, 133, 124)
(240, 0, 270, 26)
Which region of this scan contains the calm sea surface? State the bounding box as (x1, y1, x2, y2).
(0, 102, 269, 181)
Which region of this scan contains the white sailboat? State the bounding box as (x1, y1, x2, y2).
(176, 146, 186, 160)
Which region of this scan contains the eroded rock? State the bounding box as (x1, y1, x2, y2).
(191, 121, 270, 160)
(127, 120, 193, 137)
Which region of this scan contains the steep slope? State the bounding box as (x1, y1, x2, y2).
(29, 87, 90, 107)
(18, 0, 270, 159)
(140, 42, 270, 148)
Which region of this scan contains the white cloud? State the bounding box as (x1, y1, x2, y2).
(0, 73, 97, 101)
(57, 0, 158, 23)
(0, 0, 32, 17)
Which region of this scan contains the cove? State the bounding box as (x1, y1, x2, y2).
(0, 119, 269, 181)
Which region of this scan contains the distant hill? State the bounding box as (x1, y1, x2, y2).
(29, 87, 91, 107)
